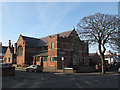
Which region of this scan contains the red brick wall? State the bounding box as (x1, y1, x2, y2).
(15, 35, 25, 65)
(44, 30, 89, 70)
(25, 47, 40, 65)
(47, 35, 58, 69)
(13, 30, 89, 69)
(15, 35, 42, 66)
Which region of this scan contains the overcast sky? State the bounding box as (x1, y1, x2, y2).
(1, 2, 118, 53)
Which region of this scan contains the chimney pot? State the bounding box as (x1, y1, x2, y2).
(8, 40, 11, 47)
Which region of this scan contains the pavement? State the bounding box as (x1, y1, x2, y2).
(15, 67, 119, 76)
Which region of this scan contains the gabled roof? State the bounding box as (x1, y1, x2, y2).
(21, 30, 73, 47)
(33, 51, 48, 57)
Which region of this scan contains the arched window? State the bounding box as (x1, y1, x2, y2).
(17, 45, 23, 56)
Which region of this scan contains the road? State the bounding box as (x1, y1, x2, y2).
(2, 70, 120, 88)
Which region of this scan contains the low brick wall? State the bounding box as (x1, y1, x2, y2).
(64, 68, 75, 73)
(2, 67, 15, 76)
(74, 66, 94, 73)
(44, 69, 63, 72)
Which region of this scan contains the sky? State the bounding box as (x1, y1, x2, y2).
(1, 1, 118, 53)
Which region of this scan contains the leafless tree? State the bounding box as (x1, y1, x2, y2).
(76, 13, 119, 74)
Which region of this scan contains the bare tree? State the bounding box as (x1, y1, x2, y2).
(76, 13, 119, 74)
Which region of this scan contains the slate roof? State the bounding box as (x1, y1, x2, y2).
(22, 36, 47, 47)
(22, 30, 73, 47)
(33, 50, 48, 57)
(0, 46, 8, 54)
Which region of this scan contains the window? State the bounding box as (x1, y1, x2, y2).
(50, 57, 52, 62)
(8, 57, 11, 62)
(44, 57, 47, 61)
(51, 43, 54, 49)
(53, 57, 57, 61)
(50, 57, 57, 62)
(32, 65, 36, 67)
(4, 58, 6, 63)
(37, 57, 40, 62)
(17, 45, 23, 56)
(30, 65, 36, 67)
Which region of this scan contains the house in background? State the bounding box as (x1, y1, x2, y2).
(3, 40, 15, 64)
(0, 42, 7, 63)
(3, 29, 89, 71)
(104, 50, 119, 65)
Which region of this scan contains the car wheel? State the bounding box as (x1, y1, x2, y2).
(34, 69, 37, 72)
(26, 69, 29, 72)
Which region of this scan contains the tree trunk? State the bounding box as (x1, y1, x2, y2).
(98, 42, 106, 74)
(100, 54, 105, 74)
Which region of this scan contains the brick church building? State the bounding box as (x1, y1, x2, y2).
(4, 29, 89, 70)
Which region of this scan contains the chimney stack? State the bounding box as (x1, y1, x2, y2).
(14, 43, 17, 53)
(15, 43, 17, 48)
(8, 40, 11, 47)
(12, 44, 13, 48)
(114, 52, 117, 55)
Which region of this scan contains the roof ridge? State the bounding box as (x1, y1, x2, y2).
(58, 30, 73, 34)
(21, 30, 73, 40)
(22, 35, 40, 40)
(40, 30, 73, 39)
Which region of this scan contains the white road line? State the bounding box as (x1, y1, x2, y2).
(76, 83, 82, 88)
(84, 80, 91, 85)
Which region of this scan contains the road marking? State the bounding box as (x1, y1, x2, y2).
(84, 80, 91, 85)
(76, 83, 82, 88)
(94, 80, 100, 83)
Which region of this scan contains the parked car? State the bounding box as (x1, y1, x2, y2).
(118, 68, 120, 73)
(26, 65, 43, 72)
(0, 63, 15, 76)
(0, 63, 14, 68)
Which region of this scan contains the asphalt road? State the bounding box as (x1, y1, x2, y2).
(2, 70, 120, 88)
